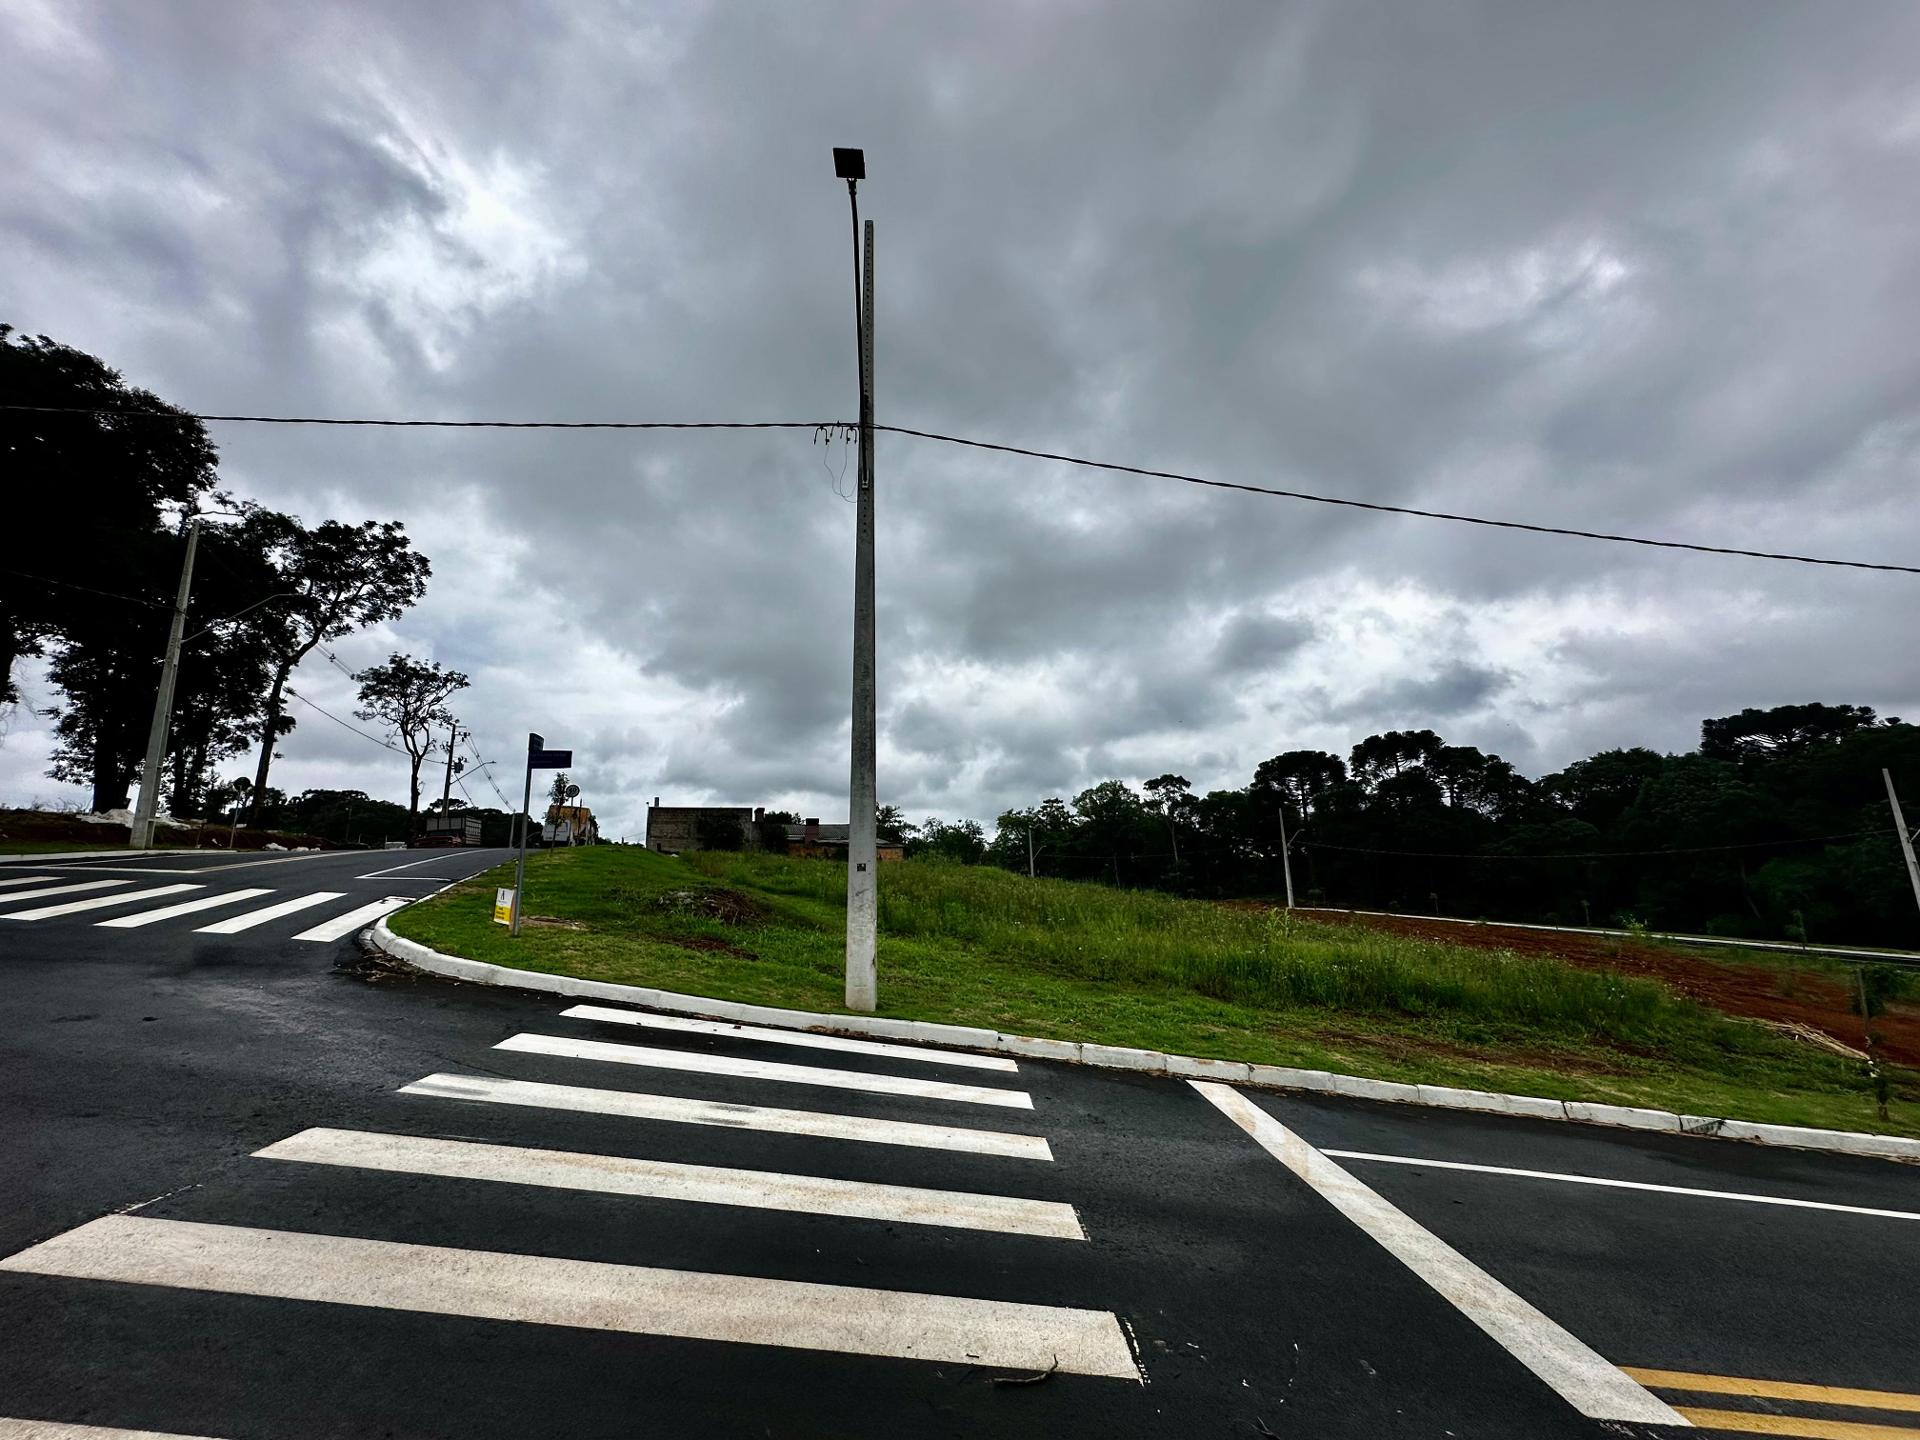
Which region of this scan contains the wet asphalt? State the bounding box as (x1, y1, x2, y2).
(1, 846, 1915, 1438)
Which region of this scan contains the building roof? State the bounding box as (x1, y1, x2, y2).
(786, 823, 851, 844)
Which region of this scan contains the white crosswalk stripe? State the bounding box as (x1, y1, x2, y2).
(258, 1127, 1084, 1238)
(193, 891, 346, 934)
(0, 874, 57, 888)
(0, 880, 132, 906)
(0, 963, 1134, 1428)
(97, 888, 275, 928)
(0, 1422, 229, 1439)
(0, 1216, 1140, 1379)
(498, 1032, 1035, 1109)
(290, 896, 411, 942)
(561, 1003, 1020, 1072)
(401, 1073, 1056, 1159)
(0, 884, 202, 922)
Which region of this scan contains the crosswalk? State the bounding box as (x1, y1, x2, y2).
(0, 876, 409, 943)
(0, 997, 1142, 1431)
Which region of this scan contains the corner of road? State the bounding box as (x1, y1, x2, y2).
(364, 915, 1920, 1167)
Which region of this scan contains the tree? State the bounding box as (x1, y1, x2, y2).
(548, 773, 573, 807)
(245, 514, 431, 822)
(352, 654, 470, 839)
(1701, 703, 1881, 763)
(1541, 748, 1666, 828)
(875, 805, 912, 845)
(1251, 750, 1347, 815)
(1348, 730, 1444, 788)
(1, 328, 218, 714)
(1143, 774, 1194, 865)
(913, 818, 987, 864)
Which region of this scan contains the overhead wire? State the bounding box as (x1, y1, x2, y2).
(5, 403, 1914, 573)
(281, 685, 405, 754)
(873, 425, 1920, 576)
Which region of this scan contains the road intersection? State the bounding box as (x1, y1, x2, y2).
(1, 848, 1915, 1437)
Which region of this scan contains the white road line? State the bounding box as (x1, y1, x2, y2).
(258, 1127, 1083, 1239)
(356, 852, 494, 879)
(497, 1033, 1034, 1110)
(0, 880, 131, 907)
(193, 891, 346, 934)
(0, 884, 202, 922)
(0, 1421, 228, 1439)
(97, 889, 275, 928)
(401, 1074, 1055, 1160)
(0, 875, 55, 889)
(1325, 1149, 1920, 1223)
(0, 1216, 1140, 1379)
(561, 1004, 1020, 1073)
(1189, 1082, 1686, 1427)
(292, 896, 412, 942)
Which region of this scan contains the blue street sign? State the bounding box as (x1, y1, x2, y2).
(529, 749, 572, 769)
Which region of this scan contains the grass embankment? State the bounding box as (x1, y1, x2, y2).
(390, 845, 1920, 1138)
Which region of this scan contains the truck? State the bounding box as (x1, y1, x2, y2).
(422, 814, 484, 847)
(541, 803, 599, 847)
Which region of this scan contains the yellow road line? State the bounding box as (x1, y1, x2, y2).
(1674, 1406, 1920, 1439)
(1625, 1370, 1920, 1415)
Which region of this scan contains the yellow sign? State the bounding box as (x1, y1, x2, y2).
(493, 887, 516, 926)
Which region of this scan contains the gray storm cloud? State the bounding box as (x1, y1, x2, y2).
(3, 0, 1917, 838)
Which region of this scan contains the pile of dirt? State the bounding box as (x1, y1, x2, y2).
(1289, 907, 1920, 1068)
(651, 887, 767, 926)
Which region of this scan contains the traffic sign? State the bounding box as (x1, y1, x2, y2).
(529, 748, 572, 769)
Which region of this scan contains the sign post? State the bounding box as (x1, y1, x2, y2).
(512, 732, 573, 938)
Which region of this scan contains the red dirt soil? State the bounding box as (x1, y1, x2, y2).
(1287, 907, 1920, 1068)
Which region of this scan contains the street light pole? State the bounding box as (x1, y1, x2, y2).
(129, 516, 202, 850)
(836, 145, 878, 1012)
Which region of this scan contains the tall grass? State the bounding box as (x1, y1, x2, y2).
(682, 852, 1753, 1053)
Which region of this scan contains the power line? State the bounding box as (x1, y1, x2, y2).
(11, 402, 1913, 573)
(876, 426, 1920, 576)
(0, 404, 836, 433)
(0, 566, 167, 609)
(282, 685, 405, 754)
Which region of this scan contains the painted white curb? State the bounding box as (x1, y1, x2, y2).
(367, 917, 1920, 1165)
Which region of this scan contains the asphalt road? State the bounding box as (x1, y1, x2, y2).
(1, 846, 1916, 1439)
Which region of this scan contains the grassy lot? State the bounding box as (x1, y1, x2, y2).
(389, 845, 1920, 1138)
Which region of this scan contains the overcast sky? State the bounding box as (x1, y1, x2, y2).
(4, 0, 1918, 840)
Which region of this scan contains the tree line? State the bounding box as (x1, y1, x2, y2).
(892, 702, 1920, 946)
(2, 328, 475, 839)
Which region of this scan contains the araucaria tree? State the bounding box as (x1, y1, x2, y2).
(352, 654, 469, 839)
(245, 513, 431, 822)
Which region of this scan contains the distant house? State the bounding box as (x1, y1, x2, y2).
(644, 801, 757, 854)
(644, 800, 902, 861)
(785, 817, 905, 863)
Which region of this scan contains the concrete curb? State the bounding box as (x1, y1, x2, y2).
(368, 918, 1920, 1166)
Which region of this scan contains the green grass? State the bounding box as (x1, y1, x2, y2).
(389, 845, 1920, 1139)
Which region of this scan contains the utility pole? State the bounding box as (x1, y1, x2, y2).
(1027, 823, 1035, 879)
(1886, 768, 1920, 923)
(129, 517, 202, 849)
(440, 721, 461, 812)
(836, 145, 878, 1012)
(1277, 802, 1297, 909)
